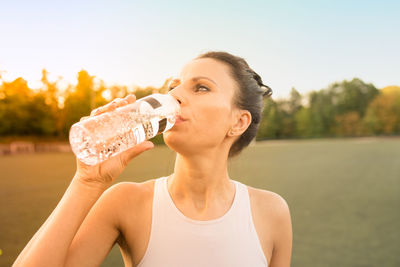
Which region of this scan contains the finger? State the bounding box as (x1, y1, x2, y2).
(106, 98, 127, 111)
(80, 116, 90, 122)
(115, 99, 129, 108)
(111, 97, 122, 104)
(125, 94, 136, 104)
(105, 97, 133, 111)
(103, 98, 121, 110)
(90, 108, 100, 116)
(90, 96, 134, 117)
(97, 101, 118, 115)
(90, 100, 115, 116)
(109, 101, 118, 110)
(120, 141, 154, 166)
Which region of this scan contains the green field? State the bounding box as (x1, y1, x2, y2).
(1, 137, 399, 267)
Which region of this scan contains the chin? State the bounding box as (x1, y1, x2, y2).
(163, 131, 182, 151)
(163, 131, 195, 156)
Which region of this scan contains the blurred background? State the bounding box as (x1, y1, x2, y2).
(1, 0, 399, 266)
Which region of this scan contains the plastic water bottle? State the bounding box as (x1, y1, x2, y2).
(69, 93, 180, 166)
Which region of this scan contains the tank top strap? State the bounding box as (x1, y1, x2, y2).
(234, 180, 269, 265)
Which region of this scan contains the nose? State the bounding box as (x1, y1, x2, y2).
(168, 89, 182, 105)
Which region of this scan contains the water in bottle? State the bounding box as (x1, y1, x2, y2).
(69, 93, 180, 165)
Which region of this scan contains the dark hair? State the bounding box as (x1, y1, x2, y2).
(196, 51, 273, 158)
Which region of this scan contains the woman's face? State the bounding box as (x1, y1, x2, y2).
(164, 57, 245, 157)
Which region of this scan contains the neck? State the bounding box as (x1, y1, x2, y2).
(168, 152, 234, 211)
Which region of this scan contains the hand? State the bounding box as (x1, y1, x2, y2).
(73, 94, 155, 188)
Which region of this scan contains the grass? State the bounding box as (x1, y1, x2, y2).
(1, 137, 399, 266)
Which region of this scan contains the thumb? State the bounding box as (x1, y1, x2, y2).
(120, 141, 154, 165)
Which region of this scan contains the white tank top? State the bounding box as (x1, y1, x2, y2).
(137, 176, 268, 267)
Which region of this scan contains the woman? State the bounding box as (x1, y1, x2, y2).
(13, 51, 292, 267)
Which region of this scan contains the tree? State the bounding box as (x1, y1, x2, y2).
(134, 86, 156, 99)
(307, 90, 336, 137)
(61, 70, 96, 137)
(0, 78, 33, 135)
(159, 77, 173, 94)
(1, 69, 393, 142)
(0, 77, 57, 136)
(334, 111, 362, 137)
(288, 87, 302, 114)
(109, 85, 128, 100)
(40, 69, 62, 136)
(329, 78, 379, 117)
(257, 98, 282, 139)
(294, 107, 313, 138)
(363, 86, 400, 135)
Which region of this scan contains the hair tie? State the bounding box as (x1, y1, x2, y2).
(247, 69, 273, 97)
(261, 84, 273, 97)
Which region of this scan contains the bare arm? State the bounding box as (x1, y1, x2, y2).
(269, 195, 292, 267)
(12, 94, 154, 267)
(13, 177, 107, 267)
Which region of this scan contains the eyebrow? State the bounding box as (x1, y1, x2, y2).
(172, 76, 218, 87)
(191, 76, 218, 86)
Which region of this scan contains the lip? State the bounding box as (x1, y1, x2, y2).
(175, 115, 187, 124)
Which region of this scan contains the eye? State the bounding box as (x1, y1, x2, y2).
(195, 84, 210, 92)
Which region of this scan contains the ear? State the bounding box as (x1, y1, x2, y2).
(228, 109, 251, 137)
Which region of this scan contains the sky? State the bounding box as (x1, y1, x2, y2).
(0, 0, 399, 99)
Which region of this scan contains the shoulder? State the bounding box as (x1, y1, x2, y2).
(247, 186, 291, 219)
(106, 179, 156, 196)
(99, 179, 157, 254)
(99, 179, 156, 218)
(246, 185, 293, 264)
(247, 185, 292, 241)
(104, 179, 156, 203)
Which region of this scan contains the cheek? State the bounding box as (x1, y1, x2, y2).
(195, 103, 232, 135)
